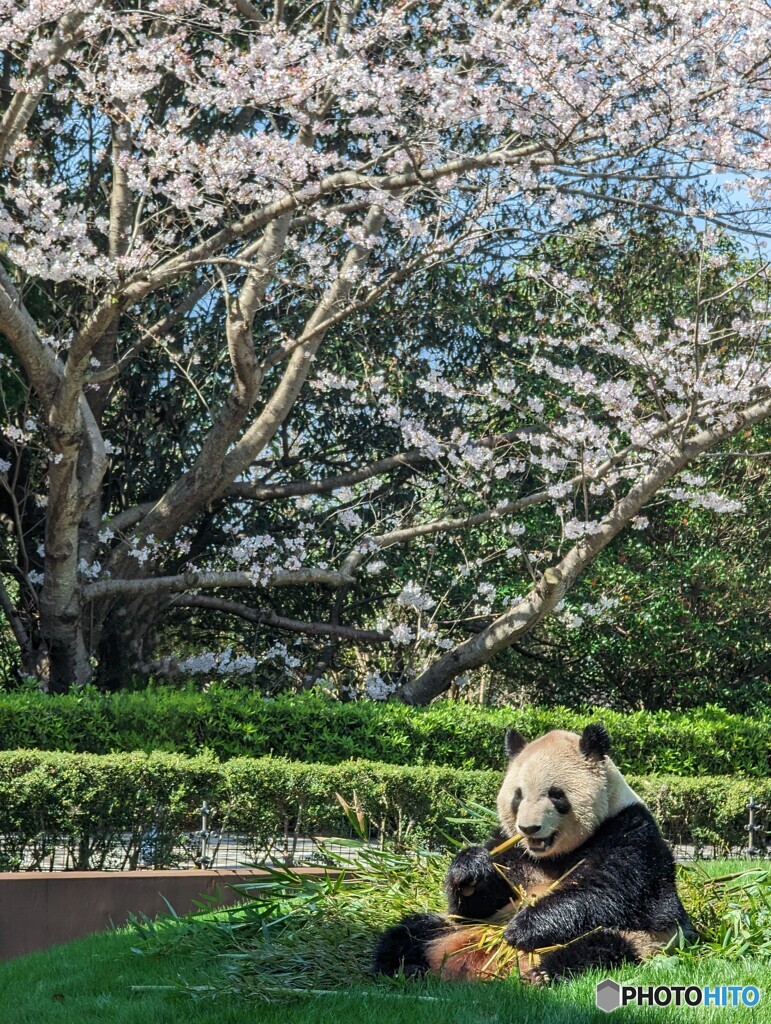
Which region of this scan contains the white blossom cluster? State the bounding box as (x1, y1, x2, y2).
(666, 488, 744, 514)
(362, 671, 396, 701)
(175, 649, 257, 676)
(555, 595, 620, 631)
(396, 581, 437, 612)
(228, 529, 311, 584)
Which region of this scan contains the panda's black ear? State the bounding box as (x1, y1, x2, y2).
(579, 724, 611, 760)
(504, 729, 527, 760)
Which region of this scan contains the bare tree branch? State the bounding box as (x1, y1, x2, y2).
(0, 264, 61, 408)
(83, 566, 355, 603)
(67, 137, 557, 360)
(233, 0, 268, 25)
(0, 11, 86, 162)
(340, 415, 689, 574)
(107, 503, 157, 533)
(220, 204, 386, 479)
(0, 573, 32, 663)
(228, 451, 427, 501)
(112, 203, 389, 559)
(86, 103, 135, 420)
(553, 186, 771, 242)
(227, 426, 540, 501)
(89, 278, 215, 385)
(171, 593, 389, 642)
(144, 215, 295, 503)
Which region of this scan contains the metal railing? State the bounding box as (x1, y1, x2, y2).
(0, 799, 767, 872)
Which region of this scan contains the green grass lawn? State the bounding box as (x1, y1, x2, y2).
(1, 862, 769, 1024)
(0, 924, 767, 1024)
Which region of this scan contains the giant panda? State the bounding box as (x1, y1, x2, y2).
(374, 724, 694, 985)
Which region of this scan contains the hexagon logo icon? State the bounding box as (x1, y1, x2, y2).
(596, 978, 622, 1013)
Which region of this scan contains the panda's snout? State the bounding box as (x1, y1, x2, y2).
(519, 824, 542, 836)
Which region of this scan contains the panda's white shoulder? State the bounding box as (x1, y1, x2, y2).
(605, 758, 645, 817)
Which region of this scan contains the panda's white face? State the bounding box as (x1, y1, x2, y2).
(496, 728, 641, 859)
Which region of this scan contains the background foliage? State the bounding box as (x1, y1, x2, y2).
(142, 226, 769, 709)
(2, 219, 768, 707)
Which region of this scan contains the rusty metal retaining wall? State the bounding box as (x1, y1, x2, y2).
(0, 867, 315, 961)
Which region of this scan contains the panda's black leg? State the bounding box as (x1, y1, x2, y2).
(372, 912, 452, 978)
(527, 928, 640, 985)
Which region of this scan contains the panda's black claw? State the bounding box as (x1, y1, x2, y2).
(403, 964, 424, 979)
(522, 966, 552, 987)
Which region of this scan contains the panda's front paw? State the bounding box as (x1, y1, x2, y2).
(446, 845, 496, 896)
(504, 907, 544, 951)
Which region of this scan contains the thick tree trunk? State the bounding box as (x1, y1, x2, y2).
(39, 457, 90, 691)
(44, 628, 91, 694)
(39, 397, 106, 691)
(95, 599, 160, 690)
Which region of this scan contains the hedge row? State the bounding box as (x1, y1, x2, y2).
(0, 749, 766, 870)
(0, 689, 768, 776)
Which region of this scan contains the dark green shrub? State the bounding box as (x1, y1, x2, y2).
(0, 689, 768, 776)
(0, 750, 766, 868)
(0, 750, 221, 870)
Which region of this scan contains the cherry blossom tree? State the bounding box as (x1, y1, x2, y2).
(0, 0, 769, 696)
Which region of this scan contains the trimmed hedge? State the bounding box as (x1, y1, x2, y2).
(0, 749, 766, 870)
(0, 689, 768, 776)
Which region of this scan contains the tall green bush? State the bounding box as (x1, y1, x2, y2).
(0, 749, 766, 871)
(0, 689, 767, 776)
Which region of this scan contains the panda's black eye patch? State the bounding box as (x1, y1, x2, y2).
(511, 786, 522, 810)
(548, 787, 571, 814)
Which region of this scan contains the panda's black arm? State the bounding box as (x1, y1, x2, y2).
(503, 868, 635, 950)
(503, 826, 672, 950)
(445, 829, 529, 919)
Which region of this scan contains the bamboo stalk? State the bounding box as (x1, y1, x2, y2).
(490, 833, 524, 856)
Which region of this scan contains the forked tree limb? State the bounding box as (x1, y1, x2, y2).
(226, 426, 538, 502)
(107, 205, 389, 563)
(171, 593, 390, 642)
(396, 394, 771, 704)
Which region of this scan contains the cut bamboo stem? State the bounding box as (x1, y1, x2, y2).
(490, 833, 524, 857)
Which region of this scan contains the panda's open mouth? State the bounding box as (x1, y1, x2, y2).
(525, 831, 557, 853)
